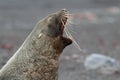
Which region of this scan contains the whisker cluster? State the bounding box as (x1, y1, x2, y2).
(61, 15, 86, 53)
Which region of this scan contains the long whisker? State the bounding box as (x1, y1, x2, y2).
(67, 25, 77, 34)
(65, 27, 83, 52)
(66, 16, 78, 34)
(61, 18, 84, 52)
(67, 14, 79, 25)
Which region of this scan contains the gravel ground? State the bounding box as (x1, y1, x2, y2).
(0, 0, 120, 80)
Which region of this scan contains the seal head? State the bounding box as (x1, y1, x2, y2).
(40, 9, 72, 48)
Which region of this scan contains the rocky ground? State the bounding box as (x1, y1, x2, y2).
(0, 0, 120, 80)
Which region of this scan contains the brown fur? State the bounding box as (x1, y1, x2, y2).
(0, 9, 72, 80)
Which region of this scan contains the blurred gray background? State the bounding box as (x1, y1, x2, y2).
(0, 0, 120, 80)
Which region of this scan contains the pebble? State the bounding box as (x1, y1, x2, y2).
(84, 53, 120, 74)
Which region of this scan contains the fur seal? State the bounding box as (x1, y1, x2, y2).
(0, 9, 72, 80)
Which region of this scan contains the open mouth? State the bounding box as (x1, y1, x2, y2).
(59, 9, 73, 45)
